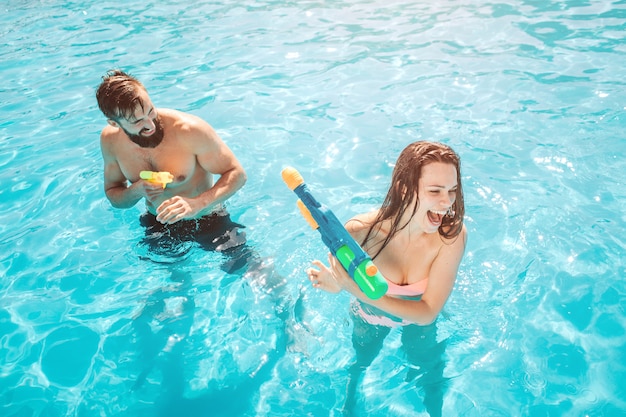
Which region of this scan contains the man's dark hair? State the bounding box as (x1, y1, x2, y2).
(96, 69, 147, 121)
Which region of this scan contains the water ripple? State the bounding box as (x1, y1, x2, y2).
(2, 0, 626, 416)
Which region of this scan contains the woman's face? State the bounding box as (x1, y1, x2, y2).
(415, 162, 458, 234)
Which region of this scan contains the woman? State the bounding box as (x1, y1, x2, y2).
(307, 141, 467, 417)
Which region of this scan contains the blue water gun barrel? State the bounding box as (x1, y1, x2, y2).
(282, 167, 388, 300)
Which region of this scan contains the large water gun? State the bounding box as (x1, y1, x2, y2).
(140, 171, 174, 189)
(282, 167, 388, 300)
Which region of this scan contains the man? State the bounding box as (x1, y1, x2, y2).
(96, 69, 248, 262)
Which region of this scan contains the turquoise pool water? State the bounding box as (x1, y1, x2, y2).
(2, 0, 626, 416)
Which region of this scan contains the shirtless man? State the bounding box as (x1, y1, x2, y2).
(96, 70, 248, 261)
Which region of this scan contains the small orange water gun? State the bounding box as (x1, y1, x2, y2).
(139, 171, 174, 189)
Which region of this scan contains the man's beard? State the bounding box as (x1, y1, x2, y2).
(125, 117, 165, 148)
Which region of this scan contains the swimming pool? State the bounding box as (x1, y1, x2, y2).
(2, 0, 625, 416)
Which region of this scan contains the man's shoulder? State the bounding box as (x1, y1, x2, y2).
(100, 124, 121, 145)
(99, 126, 124, 160)
(162, 108, 210, 134)
(161, 108, 205, 125)
(162, 109, 219, 147)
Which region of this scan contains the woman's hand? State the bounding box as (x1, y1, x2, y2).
(306, 256, 342, 293)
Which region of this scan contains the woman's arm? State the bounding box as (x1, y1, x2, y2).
(309, 224, 467, 326)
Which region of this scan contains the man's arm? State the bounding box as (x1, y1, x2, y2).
(155, 117, 246, 223)
(191, 121, 247, 209)
(100, 132, 152, 209)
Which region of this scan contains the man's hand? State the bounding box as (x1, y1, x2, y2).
(156, 196, 200, 224)
(138, 180, 167, 203)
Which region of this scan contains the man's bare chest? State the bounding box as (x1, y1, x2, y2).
(119, 145, 197, 184)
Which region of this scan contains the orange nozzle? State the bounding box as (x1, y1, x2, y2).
(281, 166, 305, 190)
(366, 264, 378, 276)
(297, 199, 319, 230)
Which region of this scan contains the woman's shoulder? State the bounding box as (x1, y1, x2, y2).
(440, 222, 468, 250)
(345, 210, 381, 239)
(346, 210, 377, 227)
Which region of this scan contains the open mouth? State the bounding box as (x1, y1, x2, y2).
(427, 209, 448, 226)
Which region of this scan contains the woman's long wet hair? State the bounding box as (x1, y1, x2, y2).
(362, 141, 465, 260)
(96, 69, 147, 121)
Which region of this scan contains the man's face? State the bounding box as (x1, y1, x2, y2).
(113, 90, 164, 148)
